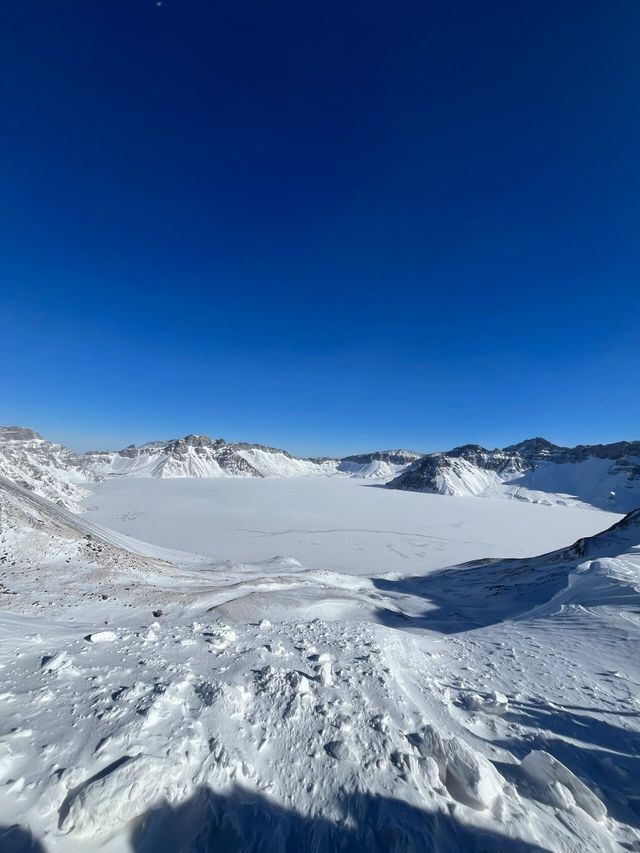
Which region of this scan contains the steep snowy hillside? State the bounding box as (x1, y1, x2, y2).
(85, 436, 422, 482)
(1, 478, 639, 851)
(85, 434, 263, 479)
(337, 449, 423, 480)
(0, 427, 96, 512)
(389, 438, 640, 511)
(233, 444, 339, 477)
(235, 446, 422, 479)
(0, 475, 194, 600)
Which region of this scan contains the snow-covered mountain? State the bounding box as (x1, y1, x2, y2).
(0, 426, 97, 512)
(336, 449, 423, 480)
(0, 427, 424, 515)
(84, 434, 264, 479)
(3, 425, 639, 513)
(84, 435, 422, 481)
(232, 443, 338, 477)
(388, 437, 640, 511)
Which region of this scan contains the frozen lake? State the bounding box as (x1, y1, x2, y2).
(82, 478, 621, 575)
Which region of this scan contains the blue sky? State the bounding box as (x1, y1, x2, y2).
(1, 1, 638, 455)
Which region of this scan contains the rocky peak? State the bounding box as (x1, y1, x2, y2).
(341, 449, 422, 466)
(0, 426, 42, 442)
(170, 434, 225, 450)
(504, 438, 563, 460)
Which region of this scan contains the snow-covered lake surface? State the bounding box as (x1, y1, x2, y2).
(83, 477, 620, 574)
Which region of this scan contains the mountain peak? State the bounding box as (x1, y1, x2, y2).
(0, 426, 42, 442)
(504, 437, 562, 456)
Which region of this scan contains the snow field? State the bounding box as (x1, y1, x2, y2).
(81, 477, 620, 576)
(1, 477, 639, 851)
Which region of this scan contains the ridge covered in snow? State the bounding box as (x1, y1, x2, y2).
(85, 434, 264, 480)
(86, 437, 423, 482)
(389, 437, 640, 511)
(3, 426, 640, 513)
(0, 426, 97, 512)
(0, 428, 424, 515)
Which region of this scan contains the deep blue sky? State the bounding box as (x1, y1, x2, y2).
(1, 1, 638, 455)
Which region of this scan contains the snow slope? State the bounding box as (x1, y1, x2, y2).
(389, 438, 640, 512)
(0, 427, 96, 512)
(87, 439, 421, 483)
(1, 477, 639, 851)
(84, 434, 263, 480)
(234, 446, 339, 478)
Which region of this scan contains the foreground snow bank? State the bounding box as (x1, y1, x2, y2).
(1, 479, 639, 852)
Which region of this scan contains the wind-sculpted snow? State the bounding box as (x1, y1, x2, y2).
(1, 478, 639, 851)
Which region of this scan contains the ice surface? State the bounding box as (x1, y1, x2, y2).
(81, 477, 619, 575)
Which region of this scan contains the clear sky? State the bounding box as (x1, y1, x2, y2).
(1, 1, 638, 456)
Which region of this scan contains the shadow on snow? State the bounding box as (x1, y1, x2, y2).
(372, 509, 640, 633)
(128, 786, 549, 853)
(1, 787, 552, 852)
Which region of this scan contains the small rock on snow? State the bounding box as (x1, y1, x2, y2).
(85, 631, 117, 643)
(324, 740, 349, 761)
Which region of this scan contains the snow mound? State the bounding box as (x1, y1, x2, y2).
(521, 750, 607, 821)
(407, 724, 504, 809)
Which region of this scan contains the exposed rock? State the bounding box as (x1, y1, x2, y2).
(388, 438, 640, 511)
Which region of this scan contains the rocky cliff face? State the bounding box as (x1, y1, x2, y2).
(505, 437, 640, 465)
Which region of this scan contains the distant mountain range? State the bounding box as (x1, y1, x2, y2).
(1, 427, 638, 513)
(83, 434, 421, 481)
(0, 427, 420, 509)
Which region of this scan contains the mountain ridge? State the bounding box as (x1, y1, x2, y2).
(389, 438, 640, 511)
(2, 426, 639, 513)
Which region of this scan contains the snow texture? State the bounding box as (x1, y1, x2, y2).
(1, 429, 640, 852)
